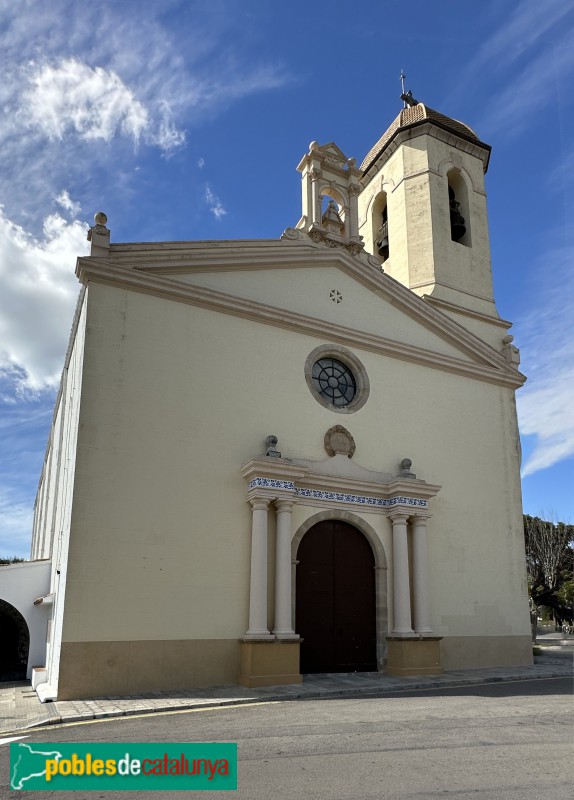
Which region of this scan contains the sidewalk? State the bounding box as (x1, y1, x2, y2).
(1, 648, 572, 737)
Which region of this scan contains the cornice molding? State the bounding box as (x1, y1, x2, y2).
(76, 252, 525, 389)
(422, 294, 511, 328)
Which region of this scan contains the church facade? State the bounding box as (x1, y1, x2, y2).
(11, 101, 531, 700)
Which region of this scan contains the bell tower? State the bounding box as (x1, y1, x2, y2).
(358, 91, 508, 348)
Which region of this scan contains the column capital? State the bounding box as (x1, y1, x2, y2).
(412, 512, 432, 525)
(249, 497, 271, 511)
(275, 498, 294, 513)
(388, 510, 410, 524)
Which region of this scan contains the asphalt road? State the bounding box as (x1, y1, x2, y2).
(1, 677, 572, 799)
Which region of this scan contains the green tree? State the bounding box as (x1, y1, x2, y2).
(524, 514, 574, 626)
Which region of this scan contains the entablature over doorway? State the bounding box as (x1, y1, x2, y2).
(241, 448, 441, 515)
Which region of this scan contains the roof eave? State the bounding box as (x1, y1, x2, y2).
(362, 118, 491, 178)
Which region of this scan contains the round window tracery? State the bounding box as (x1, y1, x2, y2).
(312, 358, 357, 407)
(305, 345, 370, 414)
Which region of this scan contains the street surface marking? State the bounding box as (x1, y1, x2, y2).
(0, 735, 28, 746)
(6, 701, 281, 735)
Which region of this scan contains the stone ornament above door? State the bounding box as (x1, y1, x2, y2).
(324, 425, 356, 458)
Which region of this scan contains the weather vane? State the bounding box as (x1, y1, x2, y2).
(400, 70, 419, 108)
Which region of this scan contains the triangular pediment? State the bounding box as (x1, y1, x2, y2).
(317, 142, 349, 164)
(76, 234, 525, 389)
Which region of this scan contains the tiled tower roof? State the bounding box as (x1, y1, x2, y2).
(361, 104, 489, 175)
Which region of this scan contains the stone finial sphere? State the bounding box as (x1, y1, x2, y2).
(94, 212, 108, 226)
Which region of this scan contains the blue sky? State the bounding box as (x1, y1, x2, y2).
(0, 0, 573, 557)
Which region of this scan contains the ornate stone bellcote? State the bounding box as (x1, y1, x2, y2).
(295, 141, 364, 255)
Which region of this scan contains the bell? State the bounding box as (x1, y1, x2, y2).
(376, 217, 389, 261)
(451, 218, 466, 241)
(377, 235, 389, 260)
(449, 187, 466, 241)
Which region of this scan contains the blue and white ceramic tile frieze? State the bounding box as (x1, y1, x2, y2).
(249, 478, 427, 508)
(294, 488, 427, 508)
(249, 478, 296, 490)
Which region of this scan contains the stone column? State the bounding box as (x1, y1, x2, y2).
(348, 185, 360, 240)
(273, 499, 297, 638)
(390, 511, 414, 636)
(245, 498, 274, 639)
(301, 167, 312, 226)
(310, 168, 321, 227)
(412, 513, 433, 635)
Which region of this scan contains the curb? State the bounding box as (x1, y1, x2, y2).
(14, 665, 573, 733)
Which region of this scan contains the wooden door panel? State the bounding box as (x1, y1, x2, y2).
(297, 520, 376, 673)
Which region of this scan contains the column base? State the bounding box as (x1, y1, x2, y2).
(238, 640, 302, 688)
(242, 633, 275, 641)
(272, 632, 301, 641)
(385, 636, 443, 676)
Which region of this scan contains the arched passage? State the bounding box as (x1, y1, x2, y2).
(0, 599, 30, 681)
(296, 519, 378, 673)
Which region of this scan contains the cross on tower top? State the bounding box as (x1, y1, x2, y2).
(400, 71, 419, 108)
(400, 70, 407, 104)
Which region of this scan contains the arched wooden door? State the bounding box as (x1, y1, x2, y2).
(296, 520, 376, 673)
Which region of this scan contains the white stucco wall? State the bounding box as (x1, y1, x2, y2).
(29, 293, 88, 696)
(0, 560, 51, 677)
(59, 278, 529, 648)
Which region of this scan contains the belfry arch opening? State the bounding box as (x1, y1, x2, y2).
(372, 191, 389, 263)
(295, 519, 377, 673)
(0, 599, 30, 681)
(447, 170, 471, 247)
(320, 189, 347, 238)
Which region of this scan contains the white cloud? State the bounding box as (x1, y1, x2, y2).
(450, 1, 574, 138)
(515, 242, 574, 477)
(0, 487, 33, 558)
(55, 190, 81, 217)
(0, 206, 89, 391)
(197, 157, 205, 169)
(478, 37, 574, 137)
(152, 101, 187, 155)
(23, 58, 150, 144)
(0, 3, 291, 231)
(205, 185, 227, 220)
(187, 63, 290, 109)
(468, 0, 572, 73)
(519, 366, 574, 476)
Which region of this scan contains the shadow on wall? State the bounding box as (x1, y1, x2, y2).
(0, 599, 30, 681)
